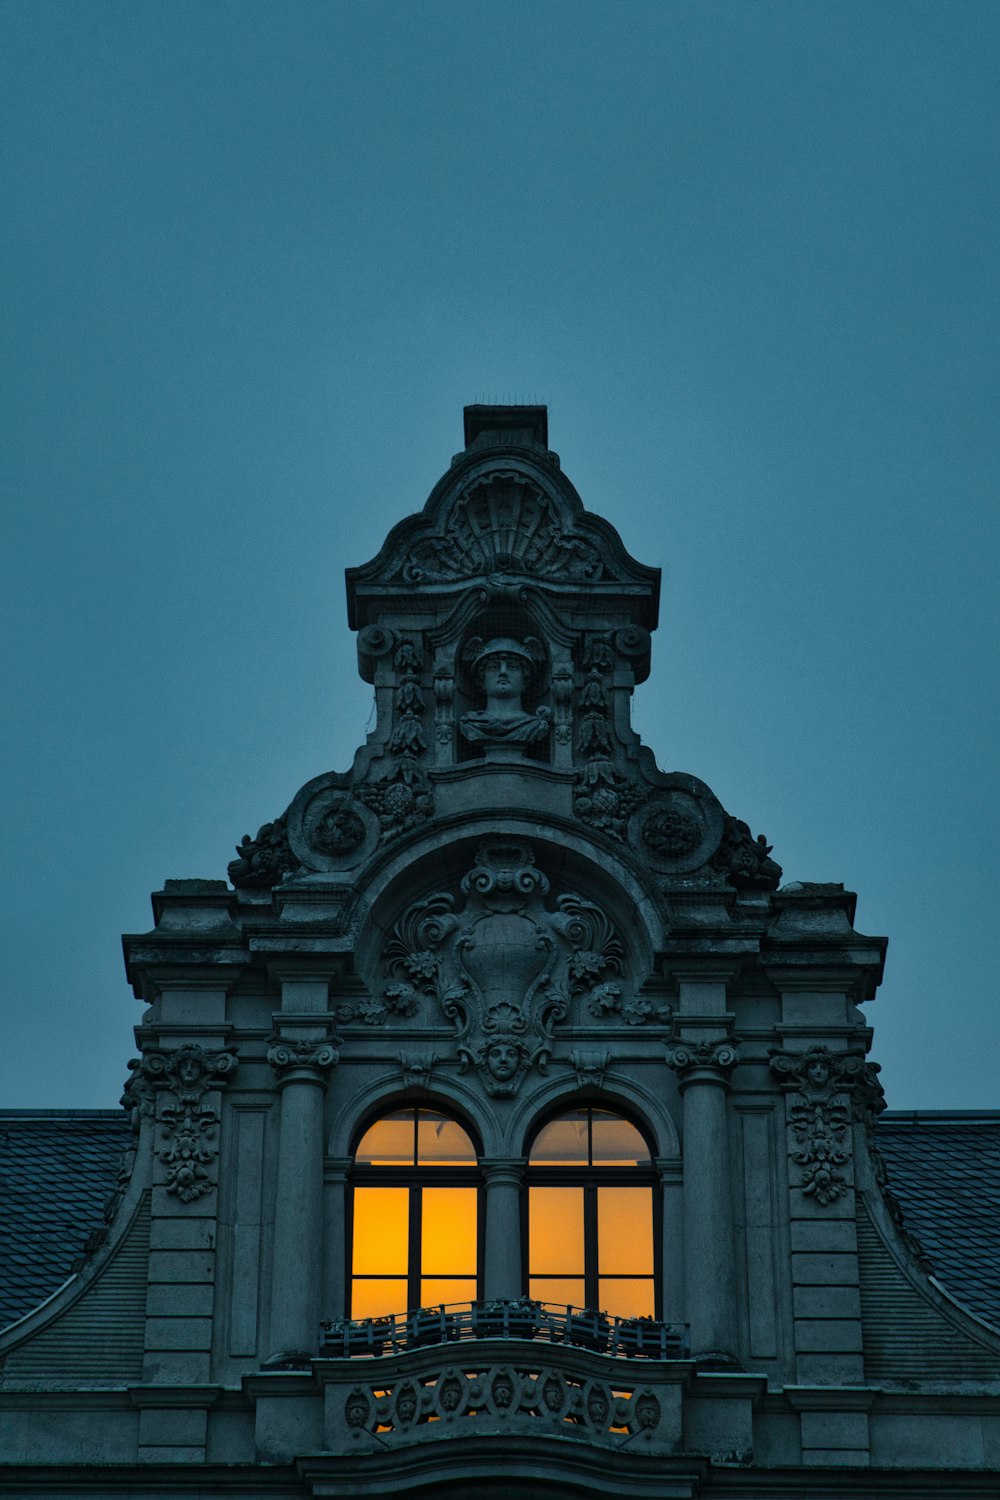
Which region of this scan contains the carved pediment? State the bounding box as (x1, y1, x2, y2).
(347, 449, 660, 630)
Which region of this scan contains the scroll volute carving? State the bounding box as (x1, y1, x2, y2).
(374, 842, 630, 1095)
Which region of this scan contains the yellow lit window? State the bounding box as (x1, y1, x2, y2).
(350, 1109, 480, 1317)
(527, 1108, 657, 1317)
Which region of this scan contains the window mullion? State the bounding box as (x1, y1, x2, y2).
(409, 1185, 422, 1312)
(584, 1181, 598, 1310)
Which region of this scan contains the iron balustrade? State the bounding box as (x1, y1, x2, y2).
(320, 1300, 688, 1360)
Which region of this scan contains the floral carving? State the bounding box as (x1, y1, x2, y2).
(574, 760, 645, 841)
(643, 806, 701, 859)
(140, 1045, 237, 1203)
(357, 755, 434, 840)
(312, 802, 365, 857)
(589, 983, 668, 1026)
(394, 640, 422, 674)
(377, 841, 629, 1093)
(769, 1047, 880, 1207)
(387, 711, 427, 756)
(228, 813, 297, 888)
(712, 815, 782, 890)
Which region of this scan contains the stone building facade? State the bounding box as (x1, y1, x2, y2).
(1, 406, 998, 1495)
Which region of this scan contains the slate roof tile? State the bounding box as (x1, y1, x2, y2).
(876, 1111, 1000, 1332)
(0, 1111, 131, 1329)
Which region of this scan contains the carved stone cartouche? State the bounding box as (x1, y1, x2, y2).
(376, 841, 629, 1092)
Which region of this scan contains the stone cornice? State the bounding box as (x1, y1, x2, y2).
(783, 1384, 880, 1412)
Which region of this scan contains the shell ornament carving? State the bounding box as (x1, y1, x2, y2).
(390, 473, 604, 584)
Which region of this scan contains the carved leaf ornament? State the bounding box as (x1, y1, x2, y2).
(769, 1046, 882, 1208)
(139, 1044, 237, 1204)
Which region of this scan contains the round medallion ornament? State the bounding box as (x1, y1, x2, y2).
(312, 804, 365, 857)
(643, 806, 701, 858)
(628, 779, 724, 873)
(286, 774, 380, 872)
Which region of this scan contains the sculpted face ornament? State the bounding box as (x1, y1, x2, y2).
(345, 1389, 370, 1429)
(460, 636, 551, 749)
(635, 1392, 660, 1431)
(177, 1052, 204, 1091)
(486, 1039, 520, 1083)
(395, 1386, 417, 1424)
(806, 1056, 832, 1089)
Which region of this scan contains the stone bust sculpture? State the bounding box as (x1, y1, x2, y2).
(459, 636, 551, 748)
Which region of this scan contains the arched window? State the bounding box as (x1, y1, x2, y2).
(349, 1107, 480, 1319)
(526, 1107, 657, 1318)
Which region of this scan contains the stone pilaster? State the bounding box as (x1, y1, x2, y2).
(655, 1156, 685, 1325)
(139, 1043, 238, 1394)
(323, 1157, 353, 1321)
(266, 981, 339, 1363)
(480, 1159, 527, 1301)
(665, 1037, 739, 1359)
(769, 1044, 879, 1397)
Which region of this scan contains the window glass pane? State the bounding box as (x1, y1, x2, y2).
(529, 1112, 589, 1164)
(597, 1187, 654, 1274)
(351, 1277, 407, 1319)
(420, 1277, 477, 1308)
(421, 1187, 477, 1275)
(528, 1186, 584, 1273)
(599, 1277, 655, 1319)
(352, 1187, 409, 1274)
(416, 1111, 477, 1164)
(355, 1112, 415, 1165)
(530, 1276, 586, 1308)
(591, 1112, 650, 1165)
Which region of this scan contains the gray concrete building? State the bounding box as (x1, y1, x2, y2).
(1, 406, 998, 1496)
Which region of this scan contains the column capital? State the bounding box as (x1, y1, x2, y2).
(664, 1039, 739, 1089)
(480, 1157, 528, 1187)
(267, 1037, 339, 1086)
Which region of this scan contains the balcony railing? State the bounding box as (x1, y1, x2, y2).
(320, 1300, 688, 1360)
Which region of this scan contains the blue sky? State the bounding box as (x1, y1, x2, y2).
(2, 0, 997, 1110)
